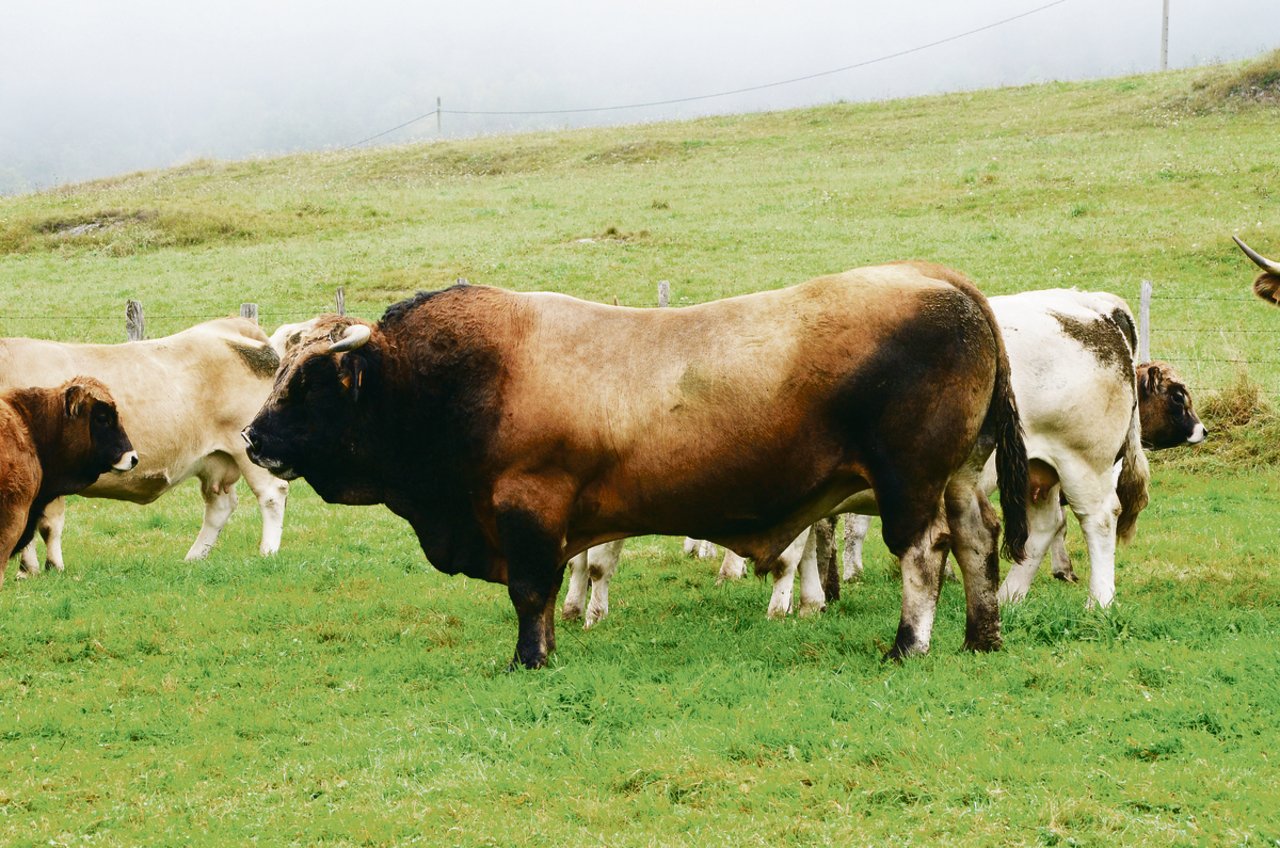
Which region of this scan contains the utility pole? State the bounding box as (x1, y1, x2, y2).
(437, 97, 442, 135)
(1160, 0, 1169, 71)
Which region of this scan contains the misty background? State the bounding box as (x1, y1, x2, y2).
(3, 0, 1278, 196)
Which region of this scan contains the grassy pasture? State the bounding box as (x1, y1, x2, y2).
(2, 56, 1280, 845)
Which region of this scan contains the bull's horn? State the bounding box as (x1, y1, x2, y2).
(1233, 236, 1280, 275)
(329, 324, 371, 353)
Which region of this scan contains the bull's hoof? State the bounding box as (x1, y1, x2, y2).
(583, 606, 607, 629)
(507, 651, 549, 671)
(561, 603, 583, 622)
(1053, 569, 1079, 583)
(883, 642, 927, 663)
(962, 635, 1003, 653)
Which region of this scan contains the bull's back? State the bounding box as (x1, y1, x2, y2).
(499, 267, 1000, 539)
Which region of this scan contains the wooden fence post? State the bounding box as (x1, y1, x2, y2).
(657, 280, 670, 308)
(1138, 279, 1152, 363)
(335, 287, 346, 317)
(125, 299, 145, 341)
(240, 303, 259, 325)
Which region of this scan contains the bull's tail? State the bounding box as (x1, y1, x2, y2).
(906, 262, 1029, 561)
(987, 331, 1030, 562)
(1115, 376, 1151, 544)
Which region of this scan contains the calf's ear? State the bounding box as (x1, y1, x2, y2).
(64, 383, 90, 417)
(1141, 363, 1165, 397)
(338, 353, 367, 404)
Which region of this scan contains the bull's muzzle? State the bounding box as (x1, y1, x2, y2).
(112, 450, 139, 472)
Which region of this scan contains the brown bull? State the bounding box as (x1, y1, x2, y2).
(243, 262, 1030, 668)
(0, 377, 136, 588)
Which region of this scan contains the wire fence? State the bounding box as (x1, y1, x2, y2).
(1144, 284, 1280, 397)
(2, 277, 1276, 400)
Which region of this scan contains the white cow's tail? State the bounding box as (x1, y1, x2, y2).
(1115, 395, 1150, 543)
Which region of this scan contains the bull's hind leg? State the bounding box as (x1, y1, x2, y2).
(944, 476, 1003, 652)
(874, 467, 953, 658)
(238, 459, 290, 556)
(882, 500, 951, 660)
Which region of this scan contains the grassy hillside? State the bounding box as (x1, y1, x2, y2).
(2, 56, 1280, 846)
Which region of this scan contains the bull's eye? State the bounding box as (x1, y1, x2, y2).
(93, 408, 110, 425)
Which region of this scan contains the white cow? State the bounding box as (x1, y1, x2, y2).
(565, 288, 1197, 623)
(1, 318, 291, 573)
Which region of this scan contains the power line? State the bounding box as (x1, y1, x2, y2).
(346, 109, 439, 149)
(347, 0, 1071, 144)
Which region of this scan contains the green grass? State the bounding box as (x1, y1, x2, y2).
(3, 56, 1280, 845)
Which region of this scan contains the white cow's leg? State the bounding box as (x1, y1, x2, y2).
(19, 500, 67, 577)
(584, 539, 624, 628)
(1070, 489, 1122, 609)
(39, 499, 66, 572)
(766, 528, 810, 619)
(17, 543, 39, 578)
(718, 549, 747, 582)
(682, 537, 698, 556)
(795, 526, 826, 616)
(563, 551, 589, 621)
(997, 484, 1066, 604)
(239, 461, 289, 556)
(1048, 504, 1077, 582)
(185, 470, 240, 561)
(842, 513, 871, 581)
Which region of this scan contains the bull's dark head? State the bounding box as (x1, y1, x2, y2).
(1137, 361, 1206, 449)
(63, 376, 138, 475)
(242, 317, 381, 502)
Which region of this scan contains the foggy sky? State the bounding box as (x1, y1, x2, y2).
(3, 0, 1278, 195)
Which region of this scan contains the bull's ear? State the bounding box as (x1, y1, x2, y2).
(64, 383, 90, 417)
(338, 352, 367, 403)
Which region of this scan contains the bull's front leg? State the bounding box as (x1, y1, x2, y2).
(498, 507, 567, 670)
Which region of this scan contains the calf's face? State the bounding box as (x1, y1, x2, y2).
(65, 377, 137, 474)
(243, 320, 372, 485)
(1137, 361, 1206, 449)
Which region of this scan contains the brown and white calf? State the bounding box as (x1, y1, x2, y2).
(1, 377, 136, 588)
(1, 318, 290, 574)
